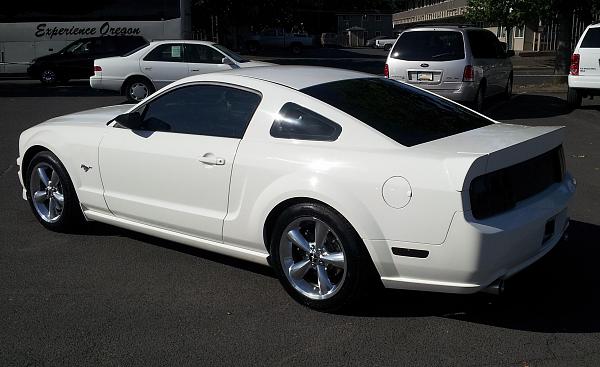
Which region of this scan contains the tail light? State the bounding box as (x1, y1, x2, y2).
(570, 54, 580, 76)
(462, 65, 474, 82)
(384, 63, 389, 78)
(94, 65, 102, 72)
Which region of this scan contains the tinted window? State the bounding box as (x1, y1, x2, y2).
(116, 37, 148, 54)
(144, 44, 184, 62)
(271, 103, 342, 141)
(581, 28, 600, 48)
(185, 44, 224, 64)
(391, 31, 465, 61)
(139, 85, 261, 138)
(301, 78, 492, 147)
(468, 30, 503, 58)
(213, 44, 249, 63)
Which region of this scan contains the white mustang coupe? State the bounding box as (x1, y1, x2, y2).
(18, 66, 576, 311)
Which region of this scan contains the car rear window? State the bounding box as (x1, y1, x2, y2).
(390, 31, 465, 61)
(581, 28, 600, 48)
(301, 78, 492, 147)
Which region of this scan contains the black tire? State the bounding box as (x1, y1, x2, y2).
(290, 43, 302, 55)
(39, 68, 59, 85)
(384, 44, 392, 51)
(124, 77, 155, 103)
(503, 74, 513, 100)
(25, 151, 85, 232)
(270, 202, 377, 312)
(567, 87, 582, 109)
(472, 84, 485, 111)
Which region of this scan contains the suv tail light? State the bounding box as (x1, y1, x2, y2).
(94, 65, 102, 72)
(463, 65, 474, 82)
(570, 54, 580, 76)
(384, 63, 389, 78)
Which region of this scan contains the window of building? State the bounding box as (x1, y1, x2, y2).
(375, 15, 382, 21)
(514, 25, 525, 38)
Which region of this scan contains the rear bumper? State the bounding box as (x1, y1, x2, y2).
(373, 173, 576, 294)
(568, 74, 600, 91)
(396, 79, 478, 102)
(90, 76, 123, 92)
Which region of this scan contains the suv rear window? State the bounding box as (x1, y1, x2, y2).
(301, 78, 492, 147)
(390, 31, 465, 61)
(581, 28, 600, 48)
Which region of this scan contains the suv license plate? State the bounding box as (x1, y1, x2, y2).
(417, 72, 433, 81)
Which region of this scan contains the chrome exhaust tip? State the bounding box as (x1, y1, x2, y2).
(482, 279, 505, 296)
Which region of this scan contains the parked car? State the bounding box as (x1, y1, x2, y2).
(384, 26, 514, 111)
(321, 32, 339, 47)
(27, 36, 148, 84)
(245, 28, 314, 54)
(567, 23, 600, 108)
(372, 36, 397, 50)
(91, 40, 273, 102)
(366, 35, 389, 48)
(18, 66, 575, 311)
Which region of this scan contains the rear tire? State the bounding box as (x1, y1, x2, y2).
(26, 151, 85, 232)
(503, 74, 513, 100)
(270, 203, 377, 312)
(124, 77, 155, 103)
(40, 69, 58, 85)
(472, 85, 485, 111)
(567, 87, 582, 109)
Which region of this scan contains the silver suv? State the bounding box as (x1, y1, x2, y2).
(384, 26, 514, 111)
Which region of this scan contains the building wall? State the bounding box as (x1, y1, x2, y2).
(337, 14, 393, 46)
(393, 0, 468, 26)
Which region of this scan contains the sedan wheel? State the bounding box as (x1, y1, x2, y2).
(40, 69, 58, 84)
(280, 217, 347, 300)
(128, 82, 150, 102)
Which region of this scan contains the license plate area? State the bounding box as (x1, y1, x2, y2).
(417, 72, 433, 81)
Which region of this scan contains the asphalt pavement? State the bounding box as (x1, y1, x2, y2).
(1, 80, 599, 366)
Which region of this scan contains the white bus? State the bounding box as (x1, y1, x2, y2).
(0, 0, 191, 74)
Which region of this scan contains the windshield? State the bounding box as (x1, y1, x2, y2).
(212, 44, 249, 63)
(301, 78, 492, 147)
(391, 31, 465, 61)
(61, 40, 87, 54)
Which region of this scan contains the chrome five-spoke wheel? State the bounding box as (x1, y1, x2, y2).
(279, 217, 347, 300)
(29, 162, 65, 223)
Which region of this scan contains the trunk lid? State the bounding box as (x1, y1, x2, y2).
(412, 123, 565, 191)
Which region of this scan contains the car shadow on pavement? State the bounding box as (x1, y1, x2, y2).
(0, 80, 122, 98)
(349, 220, 600, 333)
(485, 93, 571, 120)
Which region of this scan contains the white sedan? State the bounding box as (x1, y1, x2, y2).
(90, 40, 272, 102)
(18, 66, 575, 311)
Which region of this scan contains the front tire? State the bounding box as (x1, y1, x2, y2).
(503, 74, 513, 100)
(270, 203, 376, 311)
(567, 87, 582, 109)
(26, 151, 84, 232)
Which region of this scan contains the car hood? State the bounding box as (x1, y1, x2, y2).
(41, 104, 132, 127)
(239, 60, 276, 68)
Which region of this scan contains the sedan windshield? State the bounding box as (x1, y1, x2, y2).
(301, 78, 492, 147)
(213, 44, 249, 63)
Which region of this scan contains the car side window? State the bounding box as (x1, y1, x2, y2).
(184, 44, 224, 64)
(270, 103, 342, 141)
(144, 44, 184, 62)
(138, 84, 261, 138)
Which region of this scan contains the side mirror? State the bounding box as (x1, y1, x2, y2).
(114, 112, 142, 129)
(222, 57, 240, 69)
(506, 50, 515, 57)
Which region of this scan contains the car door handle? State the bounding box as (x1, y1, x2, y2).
(144, 67, 152, 70)
(198, 155, 225, 165)
(191, 69, 200, 71)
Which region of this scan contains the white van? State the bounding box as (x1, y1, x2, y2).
(568, 23, 600, 108)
